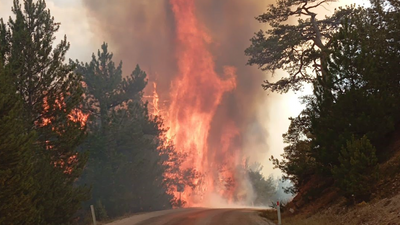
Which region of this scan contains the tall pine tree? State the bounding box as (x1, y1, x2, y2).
(73, 43, 174, 218)
(0, 1, 89, 224)
(0, 63, 37, 225)
(256, 0, 400, 201)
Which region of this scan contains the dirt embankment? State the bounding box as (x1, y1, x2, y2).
(261, 125, 400, 225)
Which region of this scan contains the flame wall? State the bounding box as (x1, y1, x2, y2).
(82, 0, 273, 206)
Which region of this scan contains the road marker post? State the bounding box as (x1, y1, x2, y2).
(277, 201, 282, 225)
(90, 204, 97, 225)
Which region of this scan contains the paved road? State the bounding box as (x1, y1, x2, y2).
(107, 208, 275, 225)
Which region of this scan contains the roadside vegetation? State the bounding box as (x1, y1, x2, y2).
(0, 1, 283, 224)
(260, 191, 400, 224)
(2, 0, 400, 224)
(0, 1, 194, 224)
(247, 0, 400, 222)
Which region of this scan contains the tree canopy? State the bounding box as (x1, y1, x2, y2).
(0, 0, 89, 223)
(245, 0, 353, 93)
(250, 0, 400, 202)
(73, 43, 186, 219)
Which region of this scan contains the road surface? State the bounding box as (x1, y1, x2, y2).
(107, 208, 275, 225)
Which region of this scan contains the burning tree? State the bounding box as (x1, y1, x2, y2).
(166, 0, 243, 206)
(73, 43, 195, 218)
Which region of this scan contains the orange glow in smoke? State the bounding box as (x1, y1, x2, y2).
(167, 0, 238, 206)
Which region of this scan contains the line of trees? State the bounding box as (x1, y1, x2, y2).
(0, 0, 194, 224)
(7, 0, 395, 222)
(1, 1, 284, 223)
(246, 0, 400, 202)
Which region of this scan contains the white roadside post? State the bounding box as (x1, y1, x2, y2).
(90, 204, 97, 225)
(277, 201, 282, 225)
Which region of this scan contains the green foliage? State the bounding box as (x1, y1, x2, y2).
(332, 136, 379, 201)
(310, 1, 400, 168)
(249, 172, 277, 205)
(74, 43, 181, 218)
(0, 63, 37, 225)
(270, 111, 316, 193)
(95, 200, 109, 221)
(245, 0, 353, 93)
(0, 0, 89, 224)
(250, 0, 400, 201)
(247, 163, 278, 205)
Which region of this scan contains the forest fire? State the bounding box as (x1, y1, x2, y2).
(83, 0, 271, 208)
(38, 95, 89, 128)
(152, 82, 161, 116)
(68, 108, 89, 127)
(167, 0, 238, 206)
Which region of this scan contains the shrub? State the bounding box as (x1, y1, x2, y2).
(332, 135, 379, 202)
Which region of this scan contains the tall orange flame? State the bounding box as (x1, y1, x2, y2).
(168, 0, 238, 206)
(152, 82, 161, 116)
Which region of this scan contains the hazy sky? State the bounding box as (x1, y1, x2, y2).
(0, 0, 369, 177)
(0, 0, 100, 61)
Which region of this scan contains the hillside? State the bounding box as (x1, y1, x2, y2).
(262, 125, 400, 224)
(247, 0, 400, 223)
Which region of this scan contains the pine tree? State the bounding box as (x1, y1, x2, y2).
(247, 163, 277, 205)
(245, 0, 354, 93)
(270, 111, 316, 193)
(74, 43, 174, 218)
(332, 136, 379, 201)
(310, 2, 400, 169)
(1, 1, 89, 224)
(0, 63, 37, 225)
(253, 1, 400, 198)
